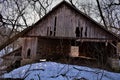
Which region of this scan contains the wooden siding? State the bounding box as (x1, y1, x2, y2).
(37, 38, 70, 59)
(21, 37, 37, 59)
(26, 4, 115, 40)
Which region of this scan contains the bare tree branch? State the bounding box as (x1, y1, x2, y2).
(96, 0, 108, 29)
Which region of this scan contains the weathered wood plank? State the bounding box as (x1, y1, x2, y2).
(21, 37, 37, 59)
(25, 3, 116, 41)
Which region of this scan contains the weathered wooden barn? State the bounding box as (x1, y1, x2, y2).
(0, 1, 120, 71)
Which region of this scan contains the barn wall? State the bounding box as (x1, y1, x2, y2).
(26, 4, 115, 40)
(117, 43, 120, 57)
(36, 38, 70, 60)
(21, 37, 37, 59)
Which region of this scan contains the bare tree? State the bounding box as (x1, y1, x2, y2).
(0, 0, 54, 55)
(68, 0, 103, 25)
(0, 0, 54, 37)
(68, 0, 120, 34)
(97, 0, 120, 33)
(96, 0, 108, 29)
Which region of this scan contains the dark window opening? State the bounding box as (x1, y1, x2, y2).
(27, 48, 31, 58)
(54, 16, 57, 36)
(85, 27, 87, 37)
(49, 27, 52, 36)
(50, 31, 52, 36)
(54, 17, 57, 28)
(75, 27, 80, 37)
(80, 27, 83, 37)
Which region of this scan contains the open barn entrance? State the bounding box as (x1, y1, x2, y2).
(36, 37, 117, 69)
(37, 38, 71, 61)
(69, 40, 117, 68)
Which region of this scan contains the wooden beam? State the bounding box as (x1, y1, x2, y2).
(109, 42, 117, 48)
(23, 36, 115, 41)
(76, 39, 112, 42)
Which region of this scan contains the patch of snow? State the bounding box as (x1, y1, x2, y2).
(3, 62, 120, 80)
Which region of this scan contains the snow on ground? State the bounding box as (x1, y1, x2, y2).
(3, 62, 120, 80)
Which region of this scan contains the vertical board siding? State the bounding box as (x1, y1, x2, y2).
(21, 37, 37, 59)
(26, 4, 115, 40)
(37, 38, 70, 59)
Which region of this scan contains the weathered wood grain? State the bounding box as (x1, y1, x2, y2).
(26, 4, 115, 40)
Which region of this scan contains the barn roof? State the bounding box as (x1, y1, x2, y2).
(0, 1, 120, 51)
